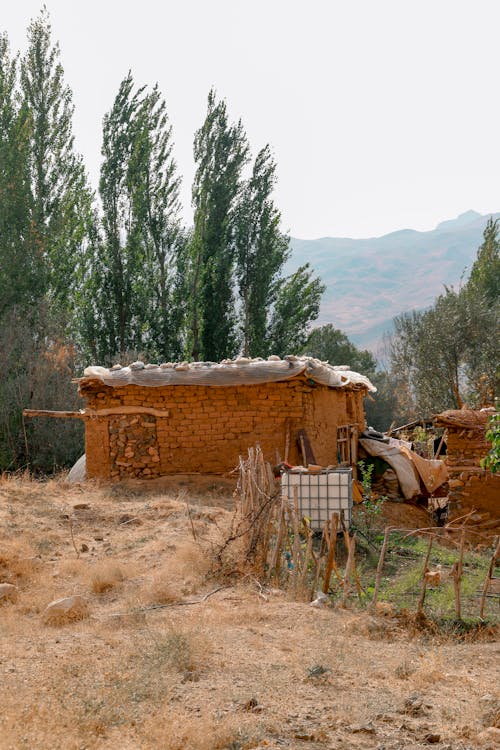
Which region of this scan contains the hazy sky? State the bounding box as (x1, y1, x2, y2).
(3, 0, 500, 239)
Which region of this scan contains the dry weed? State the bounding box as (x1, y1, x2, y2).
(141, 574, 183, 605)
(394, 659, 416, 680)
(144, 625, 212, 674)
(137, 708, 259, 750)
(89, 560, 126, 594)
(0, 540, 40, 583)
(411, 650, 445, 685)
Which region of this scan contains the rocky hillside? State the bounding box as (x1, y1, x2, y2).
(290, 210, 500, 352)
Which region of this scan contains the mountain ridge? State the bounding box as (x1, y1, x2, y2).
(289, 210, 500, 353)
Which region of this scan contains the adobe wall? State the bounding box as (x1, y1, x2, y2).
(81, 376, 367, 480)
(446, 427, 500, 520)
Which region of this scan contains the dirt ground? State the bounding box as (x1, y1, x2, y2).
(0, 475, 498, 750)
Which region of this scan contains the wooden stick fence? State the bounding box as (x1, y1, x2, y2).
(373, 526, 499, 620)
(231, 448, 499, 617)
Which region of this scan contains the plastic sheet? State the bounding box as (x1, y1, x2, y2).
(82, 356, 376, 392)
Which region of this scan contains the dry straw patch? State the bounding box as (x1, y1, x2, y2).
(135, 709, 260, 750)
(88, 560, 126, 593)
(141, 540, 210, 605)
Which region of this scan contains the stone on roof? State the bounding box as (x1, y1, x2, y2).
(81, 355, 376, 392)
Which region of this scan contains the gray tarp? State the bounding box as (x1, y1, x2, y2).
(68, 454, 86, 483)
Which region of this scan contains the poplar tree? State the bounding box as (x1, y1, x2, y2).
(0, 33, 39, 315)
(235, 145, 289, 356)
(130, 85, 186, 360)
(87, 74, 185, 361)
(266, 265, 325, 357)
(94, 73, 148, 357)
(189, 89, 249, 361)
(20, 7, 93, 309)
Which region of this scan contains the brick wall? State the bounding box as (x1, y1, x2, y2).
(82, 375, 367, 480)
(446, 427, 500, 520)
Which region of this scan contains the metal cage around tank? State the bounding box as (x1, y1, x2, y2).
(280, 468, 353, 531)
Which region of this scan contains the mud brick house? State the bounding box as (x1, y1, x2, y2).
(434, 409, 500, 524)
(76, 356, 375, 480)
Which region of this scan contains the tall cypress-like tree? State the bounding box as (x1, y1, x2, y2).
(0, 33, 39, 315)
(20, 8, 94, 309)
(189, 89, 249, 361)
(235, 145, 290, 356)
(95, 72, 148, 357)
(86, 73, 185, 362)
(130, 85, 186, 360)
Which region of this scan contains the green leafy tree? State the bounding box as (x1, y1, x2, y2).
(20, 7, 94, 309)
(303, 324, 376, 372)
(390, 276, 499, 416)
(189, 89, 249, 361)
(266, 264, 325, 357)
(83, 74, 186, 362)
(130, 85, 186, 360)
(235, 145, 290, 356)
(469, 217, 500, 302)
(0, 33, 40, 315)
(93, 72, 150, 358)
(481, 412, 500, 474)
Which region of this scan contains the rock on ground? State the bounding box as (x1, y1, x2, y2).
(42, 595, 89, 624)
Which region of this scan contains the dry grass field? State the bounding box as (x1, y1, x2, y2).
(0, 474, 498, 750)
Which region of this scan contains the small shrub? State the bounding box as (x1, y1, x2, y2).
(89, 561, 125, 594)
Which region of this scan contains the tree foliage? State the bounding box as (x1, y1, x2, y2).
(0, 33, 39, 315)
(81, 73, 186, 362)
(389, 219, 500, 416)
(20, 7, 94, 310)
(189, 89, 249, 361)
(303, 324, 376, 372)
(481, 412, 500, 474)
(235, 145, 290, 356)
(266, 265, 325, 357)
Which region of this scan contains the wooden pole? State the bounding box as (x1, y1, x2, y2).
(311, 524, 327, 599)
(479, 536, 500, 619)
(322, 512, 339, 594)
(417, 535, 434, 616)
(291, 486, 301, 591)
(451, 530, 465, 619)
(23, 406, 170, 419)
(341, 533, 356, 607)
(372, 526, 392, 608)
(23, 409, 87, 419)
(270, 503, 287, 583)
(300, 522, 313, 594)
